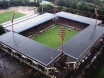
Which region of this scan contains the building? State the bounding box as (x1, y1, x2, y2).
(0, 12, 104, 78)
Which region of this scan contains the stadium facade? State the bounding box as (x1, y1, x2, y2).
(0, 11, 104, 78)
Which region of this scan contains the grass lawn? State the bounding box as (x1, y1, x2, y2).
(96, 64, 104, 78)
(33, 26, 79, 49)
(0, 11, 25, 24)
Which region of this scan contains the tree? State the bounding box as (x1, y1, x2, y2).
(46, 0, 54, 3)
(19, 1, 26, 6)
(70, 0, 78, 9)
(0, 25, 5, 35)
(57, 0, 65, 6)
(38, 4, 53, 13)
(33, 72, 42, 78)
(76, 1, 87, 11)
(1, 1, 10, 8)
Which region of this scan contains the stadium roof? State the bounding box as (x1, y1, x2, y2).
(58, 26, 104, 60)
(56, 11, 102, 25)
(0, 32, 61, 66)
(3, 13, 55, 33)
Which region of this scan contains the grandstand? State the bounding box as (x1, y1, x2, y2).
(0, 32, 61, 66)
(0, 11, 104, 78)
(3, 13, 55, 33)
(56, 12, 102, 26)
(58, 26, 104, 66)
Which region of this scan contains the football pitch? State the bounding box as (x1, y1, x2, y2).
(33, 26, 79, 49)
(0, 11, 25, 24)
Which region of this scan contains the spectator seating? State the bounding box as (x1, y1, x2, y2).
(57, 17, 89, 30)
(20, 20, 54, 37)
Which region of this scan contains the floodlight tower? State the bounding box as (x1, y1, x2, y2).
(54, 0, 56, 15)
(11, 12, 15, 32)
(42, 4, 43, 13)
(95, 5, 99, 27)
(54, 0, 57, 22)
(41, 0, 44, 14)
(59, 26, 66, 65)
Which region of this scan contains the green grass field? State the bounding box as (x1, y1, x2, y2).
(96, 64, 104, 78)
(0, 11, 25, 24)
(33, 26, 79, 49)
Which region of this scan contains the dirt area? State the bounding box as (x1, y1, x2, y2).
(0, 6, 38, 15)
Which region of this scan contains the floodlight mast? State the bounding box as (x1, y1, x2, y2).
(41, 0, 43, 14)
(11, 12, 15, 32)
(59, 26, 66, 65)
(42, 4, 43, 13)
(95, 6, 99, 27)
(54, 0, 56, 15)
(54, 0, 56, 22)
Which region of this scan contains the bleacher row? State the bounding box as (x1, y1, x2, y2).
(29, 24, 55, 38)
(20, 17, 89, 37)
(57, 17, 89, 30)
(20, 20, 54, 37)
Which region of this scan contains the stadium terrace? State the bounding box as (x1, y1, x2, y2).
(0, 11, 104, 78)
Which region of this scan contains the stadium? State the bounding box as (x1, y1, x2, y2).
(0, 11, 104, 78)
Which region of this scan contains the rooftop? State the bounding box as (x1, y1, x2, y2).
(0, 32, 61, 66)
(3, 12, 102, 34)
(58, 26, 104, 59)
(1, 12, 104, 63)
(3, 13, 55, 33)
(56, 11, 102, 25)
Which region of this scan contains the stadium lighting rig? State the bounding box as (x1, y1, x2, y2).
(59, 26, 66, 65)
(54, 0, 56, 15)
(41, 0, 43, 13)
(11, 12, 15, 32)
(54, 0, 57, 22)
(95, 5, 99, 27)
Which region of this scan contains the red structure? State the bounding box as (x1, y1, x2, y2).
(95, 8, 99, 27)
(54, 0, 56, 15)
(59, 26, 66, 64)
(11, 12, 15, 32)
(54, 0, 57, 22)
